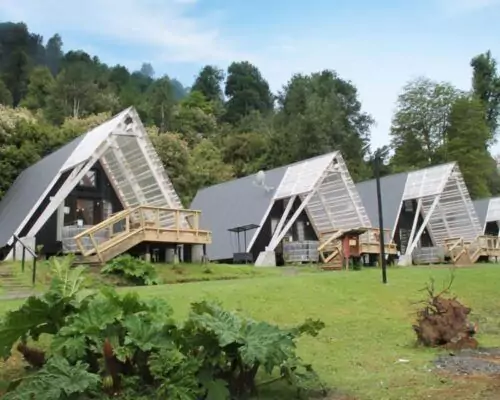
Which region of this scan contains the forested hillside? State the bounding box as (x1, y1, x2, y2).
(1, 21, 500, 204)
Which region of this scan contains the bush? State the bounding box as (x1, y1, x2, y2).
(101, 254, 160, 286)
(0, 260, 327, 399)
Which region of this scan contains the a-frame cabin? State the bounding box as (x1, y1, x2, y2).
(0, 107, 211, 265)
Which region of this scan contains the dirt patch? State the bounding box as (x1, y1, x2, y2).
(435, 348, 500, 376)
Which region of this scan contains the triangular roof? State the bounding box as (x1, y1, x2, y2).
(356, 162, 482, 245)
(473, 198, 489, 230)
(191, 151, 371, 260)
(0, 136, 84, 247)
(0, 107, 184, 248)
(474, 196, 500, 229)
(356, 172, 408, 231)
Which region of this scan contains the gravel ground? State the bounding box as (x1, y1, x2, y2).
(435, 348, 500, 376)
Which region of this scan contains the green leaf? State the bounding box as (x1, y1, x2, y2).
(0, 296, 53, 358)
(280, 358, 325, 394)
(61, 293, 124, 337)
(46, 257, 89, 300)
(239, 321, 294, 370)
(136, 297, 174, 323)
(113, 344, 135, 363)
(2, 356, 100, 400)
(292, 318, 325, 337)
(205, 379, 230, 400)
(149, 348, 203, 399)
(50, 334, 87, 362)
(188, 301, 242, 347)
(122, 314, 175, 351)
(101, 254, 160, 286)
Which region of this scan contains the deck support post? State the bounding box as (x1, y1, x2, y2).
(405, 194, 441, 256)
(407, 198, 423, 253)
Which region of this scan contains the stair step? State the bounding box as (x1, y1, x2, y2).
(0, 291, 37, 300)
(322, 265, 343, 271)
(1, 279, 30, 285)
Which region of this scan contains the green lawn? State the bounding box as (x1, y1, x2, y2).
(0, 260, 312, 295)
(153, 262, 295, 283)
(1, 265, 499, 399)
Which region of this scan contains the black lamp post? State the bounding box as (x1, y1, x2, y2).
(373, 149, 387, 284)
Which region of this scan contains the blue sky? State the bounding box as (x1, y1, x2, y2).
(1, 0, 500, 153)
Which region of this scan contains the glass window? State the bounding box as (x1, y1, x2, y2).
(103, 200, 113, 220)
(79, 170, 97, 188)
(76, 199, 94, 225)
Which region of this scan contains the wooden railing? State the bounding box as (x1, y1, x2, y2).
(318, 230, 344, 252)
(318, 227, 398, 263)
(359, 228, 398, 254)
(444, 235, 500, 265)
(73, 205, 211, 263)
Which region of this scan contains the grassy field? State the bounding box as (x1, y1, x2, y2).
(0, 260, 318, 294)
(0, 265, 499, 399)
(153, 262, 297, 283)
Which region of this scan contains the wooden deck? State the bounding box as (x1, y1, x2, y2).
(319, 227, 398, 259)
(317, 227, 398, 270)
(444, 235, 500, 266)
(359, 228, 398, 255)
(73, 205, 211, 265)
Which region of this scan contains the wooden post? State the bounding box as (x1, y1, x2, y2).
(139, 207, 144, 227)
(156, 208, 160, 237)
(76, 237, 86, 255)
(89, 234, 103, 263)
(176, 210, 180, 240)
(194, 212, 199, 237)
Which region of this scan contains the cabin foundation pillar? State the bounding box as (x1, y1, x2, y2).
(144, 244, 151, 262)
(192, 244, 204, 263)
(165, 247, 176, 264)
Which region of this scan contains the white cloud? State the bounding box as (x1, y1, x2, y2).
(0, 0, 246, 64)
(1, 0, 498, 153)
(437, 0, 500, 15)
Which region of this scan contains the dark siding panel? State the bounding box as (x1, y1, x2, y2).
(0, 136, 84, 248)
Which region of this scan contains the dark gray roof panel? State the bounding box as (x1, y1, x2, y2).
(473, 198, 489, 229)
(0, 136, 84, 247)
(355, 172, 408, 231)
(191, 166, 288, 261)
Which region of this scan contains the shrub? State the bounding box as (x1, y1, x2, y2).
(0, 261, 327, 399)
(101, 254, 160, 286)
(202, 264, 213, 274)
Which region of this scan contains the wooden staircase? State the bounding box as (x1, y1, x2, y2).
(444, 235, 500, 266)
(0, 263, 36, 299)
(318, 231, 345, 270)
(318, 227, 398, 271)
(322, 255, 344, 271)
(72, 205, 212, 265)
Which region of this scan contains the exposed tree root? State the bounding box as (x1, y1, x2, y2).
(413, 271, 478, 350)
